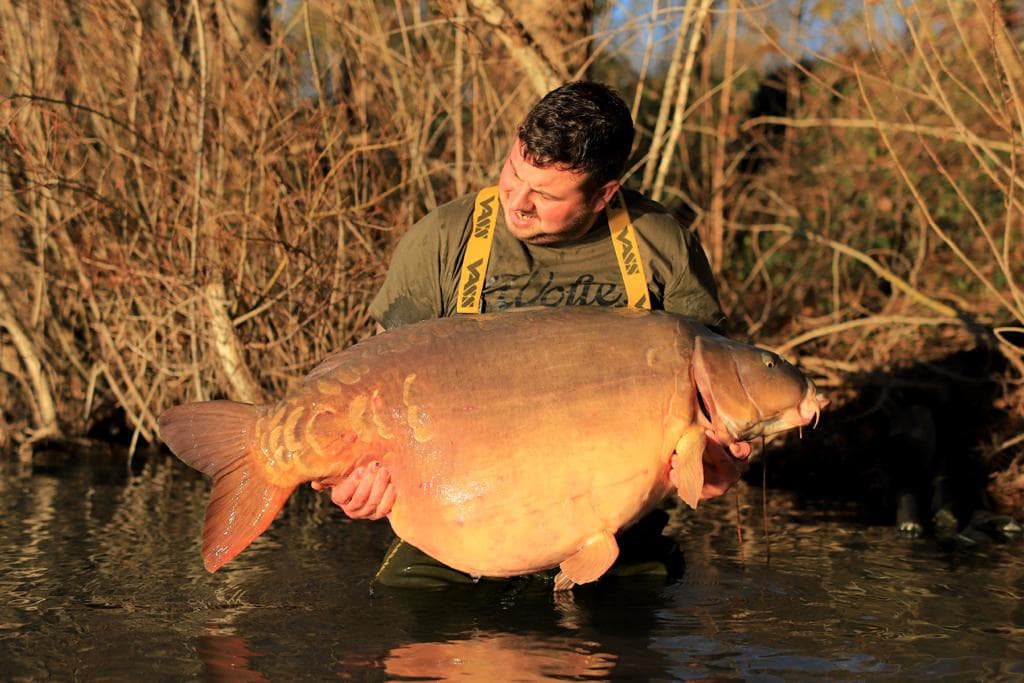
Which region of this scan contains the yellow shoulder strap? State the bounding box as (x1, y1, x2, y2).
(606, 189, 651, 310)
(457, 186, 651, 313)
(456, 185, 500, 314)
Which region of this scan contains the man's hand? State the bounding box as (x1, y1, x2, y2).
(311, 461, 396, 520)
(700, 441, 748, 499)
(669, 441, 748, 501)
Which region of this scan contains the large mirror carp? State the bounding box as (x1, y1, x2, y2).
(160, 306, 826, 589)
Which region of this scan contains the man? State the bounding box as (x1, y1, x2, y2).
(314, 81, 742, 588)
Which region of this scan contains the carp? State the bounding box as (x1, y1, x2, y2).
(159, 306, 826, 589)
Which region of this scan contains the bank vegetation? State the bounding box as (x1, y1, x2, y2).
(1, 1, 1022, 514)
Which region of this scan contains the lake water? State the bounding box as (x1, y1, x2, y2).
(2, 450, 1022, 681)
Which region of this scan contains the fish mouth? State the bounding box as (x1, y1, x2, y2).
(691, 334, 828, 463)
(742, 387, 828, 441)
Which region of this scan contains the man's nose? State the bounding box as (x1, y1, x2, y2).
(507, 184, 533, 212)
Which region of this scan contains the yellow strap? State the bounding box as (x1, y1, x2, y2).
(456, 186, 500, 314)
(456, 186, 651, 313)
(606, 189, 651, 310)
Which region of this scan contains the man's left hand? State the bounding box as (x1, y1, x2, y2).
(670, 442, 748, 501)
(311, 461, 396, 520)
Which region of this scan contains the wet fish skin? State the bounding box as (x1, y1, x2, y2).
(159, 306, 825, 587)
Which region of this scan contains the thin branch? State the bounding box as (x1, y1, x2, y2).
(773, 314, 963, 356)
(746, 222, 959, 319)
(855, 69, 1021, 321)
(640, 0, 691, 192)
(188, 0, 208, 402)
(654, 0, 714, 202)
(741, 115, 1019, 156)
(0, 281, 59, 440)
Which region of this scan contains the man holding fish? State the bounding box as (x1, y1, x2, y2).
(320, 81, 745, 588)
(160, 81, 825, 586)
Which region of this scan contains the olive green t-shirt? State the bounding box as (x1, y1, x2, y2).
(369, 188, 725, 330)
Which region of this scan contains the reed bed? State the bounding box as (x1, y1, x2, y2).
(1, 1, 1021, 510)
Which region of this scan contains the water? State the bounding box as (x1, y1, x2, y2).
(2, 451, 1022, 681)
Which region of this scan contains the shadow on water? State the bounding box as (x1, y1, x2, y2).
(759, 343, 1020, 542)
(2, 433, 1023, 680)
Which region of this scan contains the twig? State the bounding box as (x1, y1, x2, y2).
(0, 281, 59, 440)
(740, 116, 1019, 156)
(988, 432, 1024, 461)
(641, 0, 690, 193)
(652, 0, 713, 202)
(204, 280, 264, 404)
(773, 314, 963, 356)
(453, 1, 467, 196)
(188, 0, 208, 403)
(854, 70, 1021, 321)
(746, 222, 959, 319)
(630, 0, 659, 124)
(707, 0, 739, 271)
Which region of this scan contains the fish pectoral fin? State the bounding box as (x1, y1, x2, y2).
(672, 428, 708, 510)
(554, 531, 619, 591)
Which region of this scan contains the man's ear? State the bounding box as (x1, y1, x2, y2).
(589, 179, 620, 213)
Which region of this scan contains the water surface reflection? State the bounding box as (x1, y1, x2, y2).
(1, 452, 1022, 680)
(384, 631, 615, 680)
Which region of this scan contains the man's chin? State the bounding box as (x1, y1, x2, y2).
(521, 233, 562, 246)
(513, 226, 587, 246)
(504, 219, 541, 242)
(508, 225, 556, 245)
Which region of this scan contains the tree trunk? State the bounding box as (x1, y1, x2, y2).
(464, 0, 562, 97)
(504, 0, 592, 79)
(455, 0, 593, 127)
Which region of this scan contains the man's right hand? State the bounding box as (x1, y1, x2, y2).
(311, 461, 396, 520)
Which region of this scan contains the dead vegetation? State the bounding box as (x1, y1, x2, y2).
(0, 1, 1021, 515)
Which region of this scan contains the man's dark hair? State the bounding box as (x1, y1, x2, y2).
(517, 81, 635, 193)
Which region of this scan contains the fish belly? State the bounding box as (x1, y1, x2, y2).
(326, 307, 697, 577)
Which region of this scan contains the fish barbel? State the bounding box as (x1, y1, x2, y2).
(159, 306, 826, 588)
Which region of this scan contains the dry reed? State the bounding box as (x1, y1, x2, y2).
(0, 1, 1021, 506)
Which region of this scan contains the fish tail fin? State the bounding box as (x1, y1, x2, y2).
(159, 400, 295, 572)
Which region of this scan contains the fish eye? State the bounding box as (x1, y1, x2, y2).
(762, 353, 776, 368)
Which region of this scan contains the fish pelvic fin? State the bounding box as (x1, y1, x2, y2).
(555, 531, 619, 591)
(159, 400, 295, 572)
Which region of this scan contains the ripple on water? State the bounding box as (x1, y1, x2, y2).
(650, 486, 1024, 680)
(1, 456, 1022, 680)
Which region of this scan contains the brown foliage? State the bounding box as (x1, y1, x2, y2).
(1, 1, 1021, 504)
(0, 0, 530, 451)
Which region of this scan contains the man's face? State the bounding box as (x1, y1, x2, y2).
(497, 140, 618, 245)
